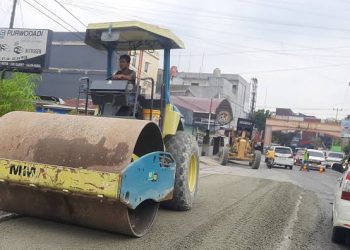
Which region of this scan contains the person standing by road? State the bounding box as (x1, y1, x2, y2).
(300, 149, 309, 171)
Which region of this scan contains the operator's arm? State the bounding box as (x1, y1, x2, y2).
(112, 70, 136, 81)
(113, 74, 132, 80)
(112, 74, 123, 80)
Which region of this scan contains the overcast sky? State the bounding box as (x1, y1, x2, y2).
(1, 0, 350, 119)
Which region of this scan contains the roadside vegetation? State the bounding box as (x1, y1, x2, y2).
(0, 72, 39, 116)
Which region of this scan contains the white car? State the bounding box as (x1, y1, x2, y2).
(266, 146, 294, 170)
(326, 151, 345, 169)
(332, 168, 350, 244)
(307, 149, 326, 171)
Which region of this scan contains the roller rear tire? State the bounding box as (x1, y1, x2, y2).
(162, 131, 199, 211)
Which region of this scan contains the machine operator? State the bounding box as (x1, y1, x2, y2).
(112, 54, 136, 84)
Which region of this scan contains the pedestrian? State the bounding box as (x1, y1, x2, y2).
(300, 149, 309, 171)
(343, 155, 349, 172)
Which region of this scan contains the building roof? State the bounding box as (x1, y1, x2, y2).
(175, 72, 242, 81)
(171, 96, 228, 113)
(276, 108, 295, 116)
(275, 108, 319, 120)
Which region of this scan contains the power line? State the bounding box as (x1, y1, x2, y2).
(61, 1, 350, 64)
(62, 1, 350, 63)
(57, 1, 350, 71)
(242, 62, 350, 74)
(33, 0, 82, 33)
(22, 0, 84, 41)
(234, 0, 350, 23)
(55, 0, 350, 61)
(256, 106, 337, 111)
(63, 1, 350, 34)
(172, 45, 350, 57)
(82, 0, 350, 33)
(54, 0, 86, 28)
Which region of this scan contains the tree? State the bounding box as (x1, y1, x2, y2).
(252, 109, 272, 132)
(343, 143, 350, 155)
(0, 73, 39, 116)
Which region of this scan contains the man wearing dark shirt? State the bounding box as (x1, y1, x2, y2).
(112, 54, 136, 84)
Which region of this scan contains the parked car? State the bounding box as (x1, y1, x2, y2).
(307, 149, 326, 171)
(326, 151, 345, 169)
(294, 149, 305, 166)
(332, 168, 350, 244)
(265, 146, 294, 170)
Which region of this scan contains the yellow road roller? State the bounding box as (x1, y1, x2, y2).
(0, 21, 199, 237)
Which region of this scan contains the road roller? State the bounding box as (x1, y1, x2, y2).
(0, 21, 199, 237)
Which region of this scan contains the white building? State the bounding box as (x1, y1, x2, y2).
(130, 51, 160, 96)
(170, 68, 252, 128)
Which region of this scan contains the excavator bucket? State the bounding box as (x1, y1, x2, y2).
(0, 111, 176, 237)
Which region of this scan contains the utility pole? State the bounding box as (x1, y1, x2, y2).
(250, 78, 258, 118)
(333, 107, 343, 121)
(207, 98, 213, 130)
(9, 0, 18, 28)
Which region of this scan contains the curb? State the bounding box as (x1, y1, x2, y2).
(0, 211, 18, 222)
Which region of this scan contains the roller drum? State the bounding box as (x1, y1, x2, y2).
(0, 112, 166, 237)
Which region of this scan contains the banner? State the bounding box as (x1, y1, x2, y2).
(0, 28, 52, 72)
(341, 119, 350, 138)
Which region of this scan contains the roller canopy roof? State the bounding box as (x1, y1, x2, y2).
(85, 21, 184, 51)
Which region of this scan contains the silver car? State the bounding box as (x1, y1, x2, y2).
(326, 152, 345, 169)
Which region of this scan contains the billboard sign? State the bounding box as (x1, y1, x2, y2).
(0, 28, 52, 73)
(237, 118, 254, 131)
(193, 112, 216, 126)
(341, 119, 350, 138)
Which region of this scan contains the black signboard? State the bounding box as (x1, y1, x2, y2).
(0, 28, 52, 73)
(193, 112, 216, 127)
(237, 118, 254, 131)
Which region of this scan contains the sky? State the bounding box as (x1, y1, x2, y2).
(1, 0, 350, 119)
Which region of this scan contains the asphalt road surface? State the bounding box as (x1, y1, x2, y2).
(0, 158, 349, 250)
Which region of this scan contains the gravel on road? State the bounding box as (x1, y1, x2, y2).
(0, 174, 321, 250)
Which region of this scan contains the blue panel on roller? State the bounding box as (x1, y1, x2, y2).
(119, 151, 176, 209)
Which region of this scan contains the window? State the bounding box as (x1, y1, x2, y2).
(275, 147, 293, 155)
(144, 62, 150, 73)
(328, 152, 344, 159)
(131, 56, 136, 67)
(191, 82, 199, 86)
(308, 151, 324, 158)
(232, 84, 237, 93)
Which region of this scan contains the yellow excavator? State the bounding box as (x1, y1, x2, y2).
(0, 21, 199, 237)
